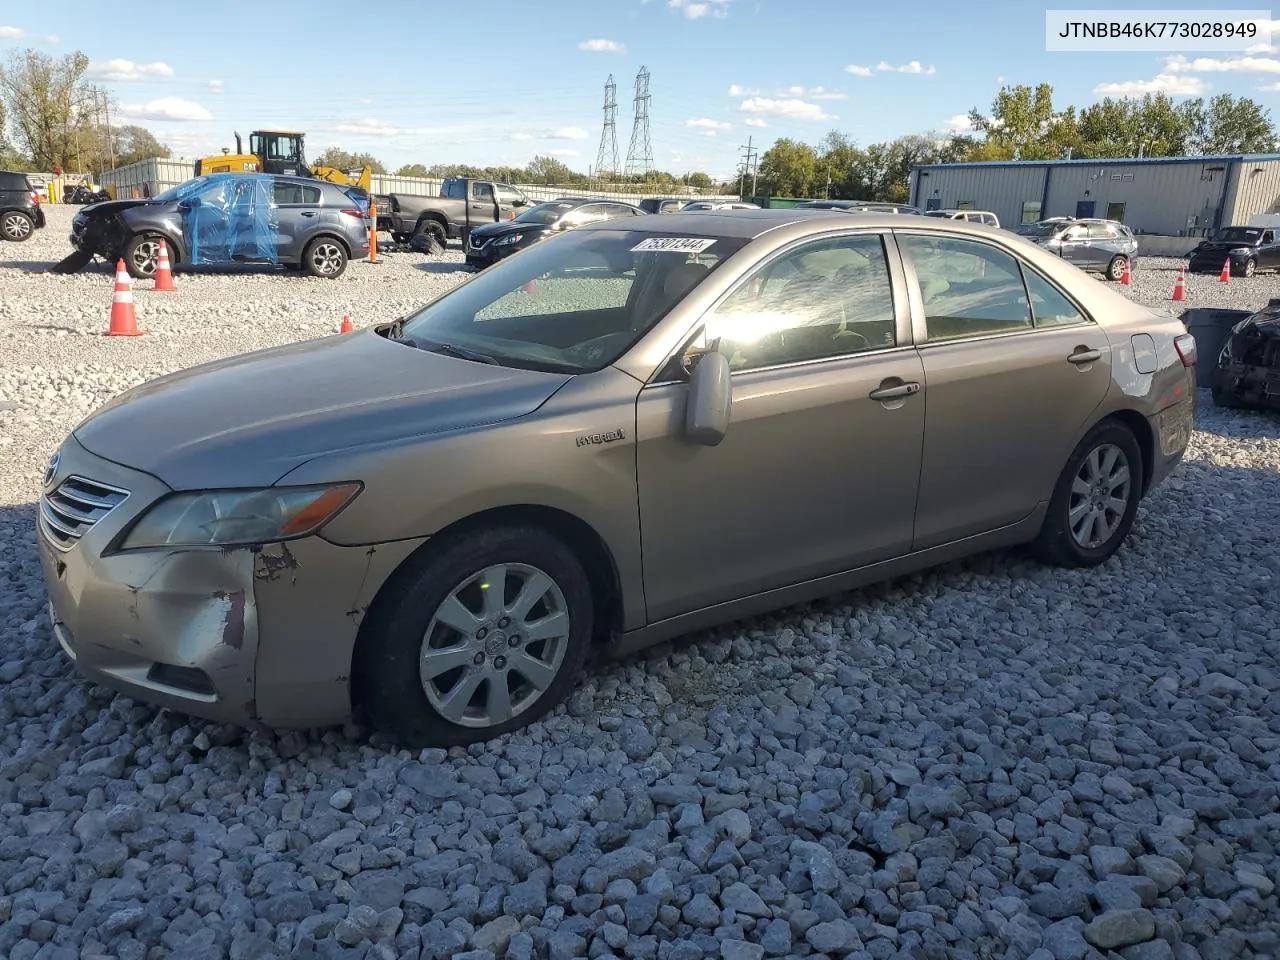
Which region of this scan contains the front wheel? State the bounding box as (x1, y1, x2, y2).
(1033, 420, 1144, 568)
(354, 526, 594, 748)
(1242, 257, 1257, 278)
(1106, 256, 1127, 282)
(1, 211, 34, 242)
(302, 237, 348, 279)
(123, 234, 164, 279)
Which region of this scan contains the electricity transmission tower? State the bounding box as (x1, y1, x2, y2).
(594, 75, 620, 178)
(624, 66, 654, 177)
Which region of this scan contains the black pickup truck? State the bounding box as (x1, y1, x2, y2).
(375, 177, 535, 247)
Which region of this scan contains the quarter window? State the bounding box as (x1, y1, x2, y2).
(899, 234, 1033, 341)
(705, 234, 897, 371)
(1022, 268, 1088, 328)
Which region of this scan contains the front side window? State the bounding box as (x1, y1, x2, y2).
(473, 183, 494, 202)
(395, 230, 747, 373)
(704, 234, 897, 372)
(899, 234, 1032, 342)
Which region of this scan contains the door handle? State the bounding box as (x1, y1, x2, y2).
(1067, 348, 1101, 364)
(868, 381, 921, 401)
(300, 211, 317, 217)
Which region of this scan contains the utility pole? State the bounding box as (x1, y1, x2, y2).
(102, 88, 115, 170)
(738, 136, 758, 199)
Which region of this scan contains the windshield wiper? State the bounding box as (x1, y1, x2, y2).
(419, 340, 500, 365)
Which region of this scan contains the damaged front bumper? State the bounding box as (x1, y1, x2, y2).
(36, 435, 424, 730)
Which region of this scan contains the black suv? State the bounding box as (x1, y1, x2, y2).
(0, 171, 45, 242)
(1188, 225, 1280, 278)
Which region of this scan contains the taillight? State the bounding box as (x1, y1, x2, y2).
(339, 207, 367, 219)
(1173, 333, 1197, 368)
(30, 191, 40, 205)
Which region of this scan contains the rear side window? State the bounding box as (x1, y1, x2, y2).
(1087, 223, 1115, 240)
(0, 172, 27, 190)
(273, 183, 321, 205)
(900, 234, 1033, 341)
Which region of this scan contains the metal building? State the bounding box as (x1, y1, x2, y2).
(908, 153, 1280, 236)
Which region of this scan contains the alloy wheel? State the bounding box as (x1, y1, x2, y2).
(2, 214, 31, 240)
(1068, 443, 1131, 549)
(310, 242, 345, 276)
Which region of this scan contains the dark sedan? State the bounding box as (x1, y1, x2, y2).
(70, 173, 371, 279)
(1188, 225, 1280, 278)
(465, 197, 643, 269)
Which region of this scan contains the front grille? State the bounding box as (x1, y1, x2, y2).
(469, 235, 487, 250)
(40, 476, 130, 551)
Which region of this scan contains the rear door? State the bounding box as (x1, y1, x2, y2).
(895, 229, 1112, 548)
(272, 180, 322, 261)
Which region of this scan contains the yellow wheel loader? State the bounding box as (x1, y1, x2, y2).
(193, 130, 372, 196)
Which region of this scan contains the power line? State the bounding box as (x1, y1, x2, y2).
(594, 74, 620, 177)
(624, 66, 654, 177)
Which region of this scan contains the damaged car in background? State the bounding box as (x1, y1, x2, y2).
(1209, 299, 1280, 409)
(53, 172, 371, 279)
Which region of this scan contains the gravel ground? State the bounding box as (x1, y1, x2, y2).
(0, 207, 1277, 960)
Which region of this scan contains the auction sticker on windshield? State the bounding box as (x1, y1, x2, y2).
(631, 237, 717, 253)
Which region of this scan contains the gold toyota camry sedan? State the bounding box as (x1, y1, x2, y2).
(37, 209, 1197, 746)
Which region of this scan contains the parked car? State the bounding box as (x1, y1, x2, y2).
(683, 200, 760, 211)
(1188, 225, 1280, 278)
(1209, 300, 1280, 409)
(1015, 218, 1138, 281)
(375, 177, 534, 247)
(638, 197, 689, 214)
(37, 209, 1196, 747)
(794, 199, 924, 215)
(69, 173, 371, 279)
(0, 170, 46, 242)
(925, 208, 1001, 228)
(465, 197, 643, 269)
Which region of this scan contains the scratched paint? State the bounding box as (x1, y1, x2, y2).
(212, 589, 246, 650)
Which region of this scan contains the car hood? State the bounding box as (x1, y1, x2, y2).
(1194, 239, 1256, 252)
(471, 219, 546, 240)
(73, 330, 573, 490)
(78, 199, 158, 218)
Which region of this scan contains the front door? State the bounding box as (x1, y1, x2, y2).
(895, 231, 1112, 549)
(635, 232, 926, 622)
(469, 182, 499, 224)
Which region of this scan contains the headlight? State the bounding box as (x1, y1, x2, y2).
(119, 482, 361, 550)
(493, 233, 524, 246)
(1228, 247, 1250, 255)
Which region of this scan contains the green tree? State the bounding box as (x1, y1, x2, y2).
(687, 171, 712, 189)
(0, 48, 104, 170)
(525, 154, 577, 184)
(313, 147, 387, 174)
(757, 138, 820, 197)
(967, 83, 1077, 160)
(1185, 94, 1276, 154)
(111, 125, 170, 166)
(394, 163, 430, 177)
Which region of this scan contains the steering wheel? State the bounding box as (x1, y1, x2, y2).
(570, 332, 631, 364)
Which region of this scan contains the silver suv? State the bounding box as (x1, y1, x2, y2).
(1016, 218, 1138, 281)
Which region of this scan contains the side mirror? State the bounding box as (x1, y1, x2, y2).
(685, 349, 732, 446)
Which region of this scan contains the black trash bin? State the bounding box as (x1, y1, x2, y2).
(1181, 308, 1255, 387)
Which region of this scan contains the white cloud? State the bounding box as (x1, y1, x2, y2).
(1246, 42, 1276, 54)
(685, 117, 732, 130)
(699, 130, 718, 137)
(1093, 73, 1208, 96)
(208, 79, 223, 93)
(945, 113, 975, 133)
(0, 26, 24, 39)
(1260, 81, 1280, 91)
(549, 149, 580, 157)
(334, 118, 406, 136)
(1165, 53, 1280, 74)
(739, 97, 835, 121)
(511, 132, 535, 141)
(44, 35, 59, 44)
(744, 117, 767, 127)
(549, 126, 589, 140)
(847, 60, 936, 76)
(668, 0, 731, 19)
(578, 38, 625, 52)
(727, 83, 761, 96)
(996, 75, 1006, 84)
(118, 96, 211, 122)
(87, 59, 174, 82)
(779, 85, 846, 100)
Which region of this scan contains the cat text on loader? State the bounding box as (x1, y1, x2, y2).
(193, 130, 372, 195)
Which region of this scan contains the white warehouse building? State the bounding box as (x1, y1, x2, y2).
(907, 153, 1280, 237)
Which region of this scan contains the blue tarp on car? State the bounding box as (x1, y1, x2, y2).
(179, 174, 279, 265)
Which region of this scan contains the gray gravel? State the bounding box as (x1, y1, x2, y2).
(0, 207, 1278, 959)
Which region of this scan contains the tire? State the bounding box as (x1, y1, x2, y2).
(415, 218, 447, 249)
(1211, 382, 1249, 409)
(1, 210, 34, 242)
(1242, 258, 1257, 278)
(1033, 420, 1144, 568)
(1106, 256, 1126, 282)
(391, 232, 411, 245)
(302, 237, 348, 279)
(123, 234, 165, 279)
(354, 525, 594, 748)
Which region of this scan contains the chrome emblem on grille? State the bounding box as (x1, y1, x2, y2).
(44, 452, 60, 487)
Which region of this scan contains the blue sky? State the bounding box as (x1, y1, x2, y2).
(3, 0, 1279, 178)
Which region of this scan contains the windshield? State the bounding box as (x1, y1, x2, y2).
(1016, 223, 1061, 237)
(1215, 227, 1262, 243)
(516, 201, 576, 225)
(395, 229, 749, 373)
(923, 210, 952, 218)
(155, 177, 211, 202)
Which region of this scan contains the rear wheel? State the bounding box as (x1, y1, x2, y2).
(302, 237, 348, 279)
(354, 525, 594, 748)
(415, 218, 447, 248)
(1033, 420, 1144, 568)
(1106, 256, 1127, 282)
(1, 210, 34, 242)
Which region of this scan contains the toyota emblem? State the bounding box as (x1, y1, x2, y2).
(44, 451, 60, 487)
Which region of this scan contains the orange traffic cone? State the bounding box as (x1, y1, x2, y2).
(1219, 257, 1231, 282)
(152, 238, 176, 291)
(1171, 265, 1187, 302)
(1120, 257, 1132, 286)
(339, 314, 354, 333)
(107, 260, 142, 336)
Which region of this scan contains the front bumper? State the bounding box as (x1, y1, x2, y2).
(36, 435, 424, 730)
(1187, 252, 1248, 273)
(465, 237, 520, 269)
